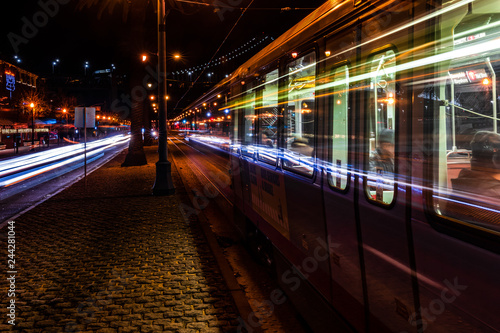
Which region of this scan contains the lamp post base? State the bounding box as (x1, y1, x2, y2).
(122, 149, 148, 167)
(153, 160, 175, 196)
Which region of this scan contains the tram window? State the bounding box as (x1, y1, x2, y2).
(283, 51, 316, 176)
(365, 50, 396, 205)
(257, 69, 279, 165)
(241, 86, 257, 158)
(430, 14, 500, 231)
(328, 65, 349, 190)
(230, 103, 240, 153)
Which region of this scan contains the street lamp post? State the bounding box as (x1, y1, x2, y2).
(30, 103, 35, 146)
(153, 0, 175, 195)
(52, 59, 59, 74)
(63, 108, 69, 142)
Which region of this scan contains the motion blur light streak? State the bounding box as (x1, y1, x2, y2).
(0, 135, 128, 176)
(228, 31, 500, 113)
(363, 245, 443, 290)
(434, 195, 500, 216)
(221, 1, 499, 114)
(0, 135, 129, 188)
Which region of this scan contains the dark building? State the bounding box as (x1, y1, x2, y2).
(0, 60, 40, 148)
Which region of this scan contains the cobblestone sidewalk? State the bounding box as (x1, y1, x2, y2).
(0, 146, 240, 332)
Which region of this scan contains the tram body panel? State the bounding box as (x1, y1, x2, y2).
(322, 173, 365, 332)
(281, 171, 332, 301)
(412, 219, 500, 332)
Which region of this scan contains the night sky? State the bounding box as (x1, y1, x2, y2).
(1, 0, 326, 111)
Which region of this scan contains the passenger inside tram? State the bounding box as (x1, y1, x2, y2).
(260, 132, 274, 148)
(369, 128, 395, 174)
(452, 131, 500, 199)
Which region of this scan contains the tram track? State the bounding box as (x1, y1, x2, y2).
(172, 134, 230, 171)
(170, 135, 231, 179)
(169, 136, 233, 207)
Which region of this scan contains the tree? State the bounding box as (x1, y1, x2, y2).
(118, 0, 149, 166)
(18, 90, 51, 118)
(77, 0, 148, 166)
(76, 0, 202, 166)
(59, 95, 78, 113)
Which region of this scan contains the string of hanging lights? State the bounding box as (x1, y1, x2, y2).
(170, 36, 272, 76)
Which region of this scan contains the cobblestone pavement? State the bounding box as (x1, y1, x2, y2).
(0, 146, 240, 332)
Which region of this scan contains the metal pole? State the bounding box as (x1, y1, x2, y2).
(153, 0, 175, 195)
(31, 107, 35, 147)
(486, 57, 497, 133)
(84, 107, 87, 187)
(448, 72, 456, 151)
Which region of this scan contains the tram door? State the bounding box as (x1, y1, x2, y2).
(355, 43, 417, 331)
(320, 33, 366, 333)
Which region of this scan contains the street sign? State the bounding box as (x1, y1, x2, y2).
(74, 107, 96, 128)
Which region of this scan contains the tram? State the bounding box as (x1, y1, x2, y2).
(182, 0, 500, 331)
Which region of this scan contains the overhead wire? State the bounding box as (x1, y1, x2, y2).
(173, 0, 255, 114)
(175, 0, 315, 10)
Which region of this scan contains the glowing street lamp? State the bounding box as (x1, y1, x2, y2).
(30, 103, 35, 146)
(63, 108, 68, 124)
(52, 59, 60, 74)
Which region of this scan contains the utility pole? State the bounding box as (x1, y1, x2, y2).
(153, 0, 175, 195)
